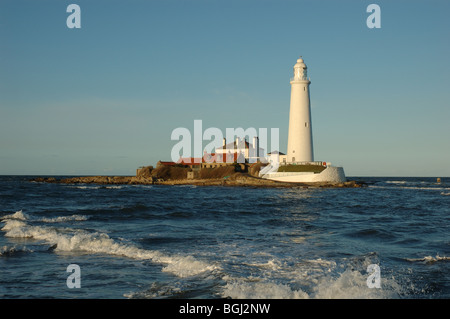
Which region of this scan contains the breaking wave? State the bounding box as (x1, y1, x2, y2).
(220, 258, 404, 299)
(69, 186, 101, 190)
(0, 210, 218, 278)
(68, 185, 125, 190)
(385, 181, 407, 184)
(369, 179, 449, 193)
(2, 210, 27, 220)
(370, 185, 450, 192)
(0, 210, 88, 223)
(39, 215, 89, 223)
(0, 245, 32, 256)
(405, 255, 450, 264)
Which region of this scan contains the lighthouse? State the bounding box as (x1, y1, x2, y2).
(259, 55, 346, 183)
(286, 57, 314, 163)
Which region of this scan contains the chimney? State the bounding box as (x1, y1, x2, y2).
(223, 138, 226, 147)
(235, 137, 239, 149)
(253, 136, 259, 158)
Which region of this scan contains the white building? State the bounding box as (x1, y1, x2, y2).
(215, 137, 264, 163)
(287, 57, 314, 163)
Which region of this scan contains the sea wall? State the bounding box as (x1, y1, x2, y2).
(261, 166, 346, 183)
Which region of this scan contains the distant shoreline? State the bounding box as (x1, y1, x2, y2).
(29, 174, 367, 188)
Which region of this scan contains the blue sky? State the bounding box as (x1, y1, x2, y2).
(1, 0, 449, 176)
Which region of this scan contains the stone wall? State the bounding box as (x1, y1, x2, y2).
(261, 166, 346, 183)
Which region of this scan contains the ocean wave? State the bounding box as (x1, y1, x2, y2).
(68, 186, 101, 190)
(67, 185, 127, 190)
(221, 277, 309, 299)
(441, 192, 450, 196)
(220, 255, 403, 299)
(1, 210, 87, 223)
(0, 245, 32, 256)
(124, 282, 185, 299)
(1, 219, 28, 232)
(1, 210, 28, 221)
(0, 211, 218, 278)
(243, 258, 283, 271)
(405, 255, 450, 264)
(385, 180, 441, 185)
(130, 185, 153, 189)
(385, 181, 407, 184)
(370, 185, 450, 191)
(38, 215, 88, 223)
(221, 268, 402, 299)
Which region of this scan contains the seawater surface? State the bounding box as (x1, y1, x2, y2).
(0, 176, 449, 298)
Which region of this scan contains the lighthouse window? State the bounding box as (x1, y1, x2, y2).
(304, 87, 306, 91)
(305, 122, 309, 128)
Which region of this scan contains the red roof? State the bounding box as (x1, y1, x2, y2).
(158, 161, 176, 166)
(177, 157, 203, 165)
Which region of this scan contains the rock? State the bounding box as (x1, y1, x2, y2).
(30, 177, 57, 183)
(137, 166, 153, 178)
(30, 173, 366, 189)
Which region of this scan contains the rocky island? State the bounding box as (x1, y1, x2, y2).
(31, 164, 366, 188)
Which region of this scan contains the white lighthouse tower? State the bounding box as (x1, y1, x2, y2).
(287, 56, 313, 163)
(260, 56, 346, 183)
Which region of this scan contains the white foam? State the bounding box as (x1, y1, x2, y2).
(311, 268, 402, 299)
(221, 255, 404, 299)
(1, 210, 28, 221)
(304, 258, 337, 268)
(69, 186, 101, 190)
(370, 185, 449, 191)
(124, 282, 183, 299)
(406, 255, 450, 263)
(221, 268, 402, 299)
(222, 278, 309, 299)
(0, 211, 217, 278)
(1, 211, 87, 224)
(38, 215, 88, 223)
(0, 245, 32, 256)
(161, 255, 218, 278)
(386, 181, 407, 184)
(130, 185, 153, 189)
(1, 219, 27, 232)
(403, 186, 447, 191)
(244, 259, 282, 271)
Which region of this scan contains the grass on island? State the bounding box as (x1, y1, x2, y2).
(276, 164, 326, 173)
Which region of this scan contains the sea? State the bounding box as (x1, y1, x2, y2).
(0, 175, 449, 300)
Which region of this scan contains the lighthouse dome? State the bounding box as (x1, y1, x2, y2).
(295, 58, 307, 69)
(291, 56, 309, 81)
